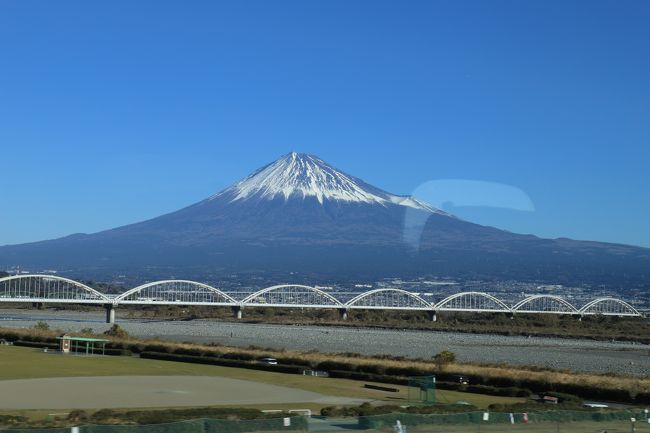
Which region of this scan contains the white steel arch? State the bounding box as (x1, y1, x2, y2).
(0, 274, 643, 319)
(242, 285, 343, 308)
(512, 295, 578, 314)
(345, 288, 433, 310)
(0, 274, 110, 304)
(115, 280, 237, 305)
(578, 297, 640, 316)
(435, 291, 510, 312)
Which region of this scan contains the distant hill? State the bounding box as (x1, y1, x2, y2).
(0, 152, 648, 288)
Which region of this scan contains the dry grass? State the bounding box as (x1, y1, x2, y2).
(138, 342, 650, 396)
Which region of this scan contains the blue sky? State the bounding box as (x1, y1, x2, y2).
(0, 0, 648, 247)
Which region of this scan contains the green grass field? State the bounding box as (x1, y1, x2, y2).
(0, 345, 522, 410)
(1, 346, 645, 432)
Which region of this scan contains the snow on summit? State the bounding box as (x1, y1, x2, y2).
(211, 152, 441, 212)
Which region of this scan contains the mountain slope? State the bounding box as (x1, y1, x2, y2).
(0, 152, 648, 287)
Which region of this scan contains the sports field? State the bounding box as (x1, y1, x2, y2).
(0, 375, 337, 409)
(0, 345, 522, 411)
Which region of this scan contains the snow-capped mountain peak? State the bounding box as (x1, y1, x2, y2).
(209, 152, 442, 212)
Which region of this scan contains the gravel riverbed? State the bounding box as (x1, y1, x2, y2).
(1, 309, 649, 376)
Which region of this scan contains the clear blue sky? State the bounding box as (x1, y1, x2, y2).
(1, 1, 648, 247)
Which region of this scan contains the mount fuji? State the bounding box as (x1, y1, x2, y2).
(1, 152, 648, 287)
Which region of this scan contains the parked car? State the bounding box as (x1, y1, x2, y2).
(259, 357, 278, 365)
(451, 375, 469, 385)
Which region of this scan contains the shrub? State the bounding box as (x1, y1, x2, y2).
(321, 406, 360, 417)
(356, 363, 387, 375)
(0, 330, 22, 342)
(67, 410, 89, 422)
(0, 415, 29, 425)
(315, 360, 359, 372)
(103, 348, 132, 356)
(139, 352, 305, 375)
(384, 365, 431, 377)
(91, 409, 116, 421)
(436, 381, 463, 391)
(32, 321, 50, 331)
(635, 392, 650, 404)
(13, 340, 58, 349)
(142, 343, 172, 353)
(322, 403, 480, 418)
(104, 324, 128, 338)
(327, 370, 408, 385)
(465, 385, 531, 397)
(126, 343, 146, 353)
(172, 347, 206, 357)
(222, 352, 256, 361)
(542, 391, 583, 404)
(276, 356, 314, 367)
(433, 350, 456, 369)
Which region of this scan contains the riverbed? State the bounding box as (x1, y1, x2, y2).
(1, 308, 648, 376)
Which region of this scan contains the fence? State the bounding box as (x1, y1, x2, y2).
(359, 409, 650, 432)
(0, 417, 308, 433)
(2, 410, 650, 433)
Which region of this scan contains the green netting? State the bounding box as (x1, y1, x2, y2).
(2, 411, 650, 433)
(1, 428, 70, 433)
(204, 416, 307, 433)
(80, 419, 204, 433)
(358, 409, 650, 430)
(408, 375, 436, 404)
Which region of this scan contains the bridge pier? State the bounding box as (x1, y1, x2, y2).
(338, 308, 349, 321)
(105, 305, 116, 324)
(427, 310, 437, 322)
(232, 306, 243, 320)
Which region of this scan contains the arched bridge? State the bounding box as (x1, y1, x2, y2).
(0, 274, 641, 324)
